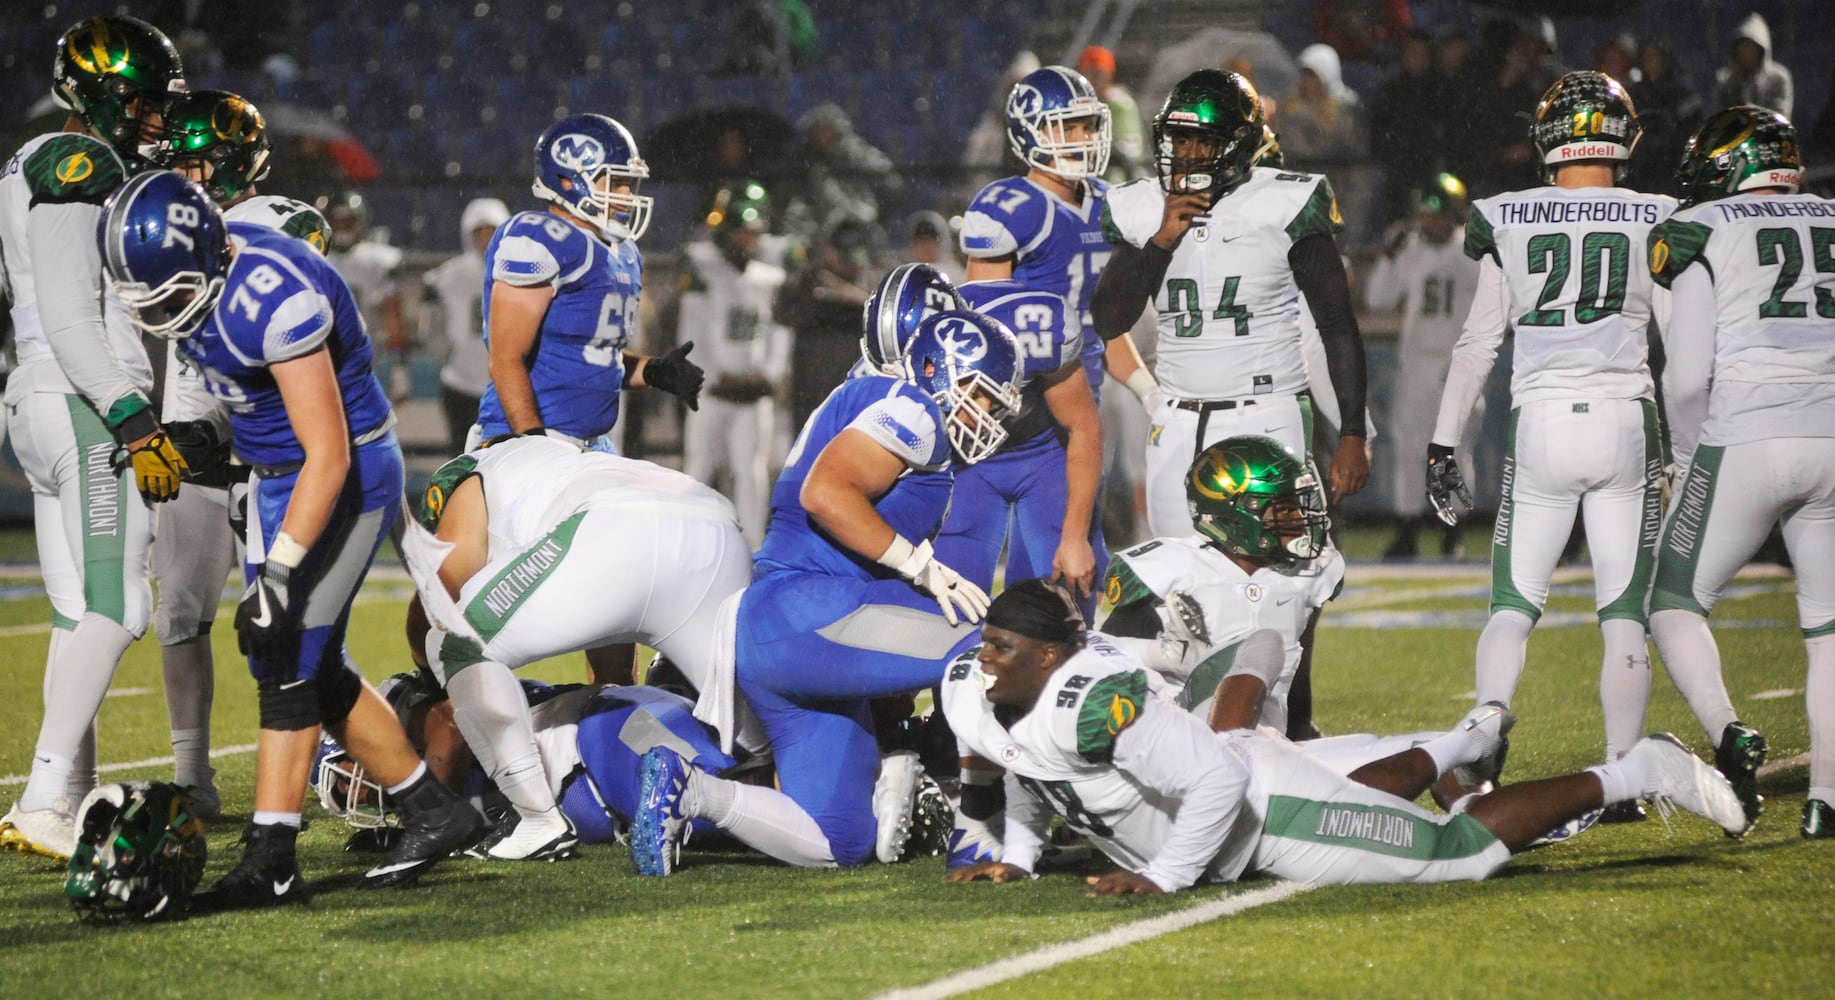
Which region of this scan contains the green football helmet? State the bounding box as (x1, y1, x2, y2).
(1186, 435, 1329, 566)
(707, 179, 771, 261)
(1152, 69, 1267, 198)
(1528, 71, 1642, 184)
(51, 15, 185, 168)
(1674, 105, 1802, 207)
(316, 189, 371, 252)
(158, 89, 270, 204)
(1413, 172, 1469, 217)
(65, 782, 207, 923)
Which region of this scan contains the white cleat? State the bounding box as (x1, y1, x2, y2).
(872, 751, 922, 864)
(465, 809, 578, 861)
(1450, 701, 1516, 789)
(0, 798, 79, 861)
(1634, 733, 1751, 838)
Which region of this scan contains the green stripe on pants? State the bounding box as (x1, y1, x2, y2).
(1599, 399, 1663, 623)
(461, 510, 587, 642)
(67, 395, 129, 624)
(1649, 445, 1725, 617)
(1489, 409, 1539, 620)
(1263, 794, 1499, 862)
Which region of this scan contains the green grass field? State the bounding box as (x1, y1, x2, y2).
(1, 538, 1831, 998)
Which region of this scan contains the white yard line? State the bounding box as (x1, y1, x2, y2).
(873, 881, 1312, 1000)
(0, 742, 259, 786)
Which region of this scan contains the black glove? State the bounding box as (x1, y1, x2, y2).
(163, 419, 234, 487)
(234, 560, 294, 661)
(641, 341, 705, 411)
(1426, 443, 1475, 527)
(226, 472, 251, 543)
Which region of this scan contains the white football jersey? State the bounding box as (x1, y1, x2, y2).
(421, 250, 489, 396)
(1651, 193, 1835, 447)
(940, 634, 1259, 889)
(1365, 229, 1479, 364)
(1463, 185, 1673, 403)
(1102, 167, 1343, 400)
(326, 238, 402, 333)
(679, 240, 790, 379)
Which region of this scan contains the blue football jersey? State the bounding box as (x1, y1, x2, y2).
(180, 222, 392, 468)
(754, 375, 953, 581)
(960, 174, 1110, 379)
(475, 210, 643, 440)
(960, 279, 1080, 450)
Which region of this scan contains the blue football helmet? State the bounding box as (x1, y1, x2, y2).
(1005, 66, 1111, 181)
(902, 310, 1025, 464)
(312, 735, 393, 830)
(97, 170, 230, 339)
(532, 113, 653, 242)
(862, 263, 967, 375)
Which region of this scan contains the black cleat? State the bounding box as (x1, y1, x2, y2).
(1803, 799, 1834, 840)
(192, 823, 311, 913)
(1714, 721, 1767, 829)
(1599, 799, 1648, 824)
(361, 773, 483, 888)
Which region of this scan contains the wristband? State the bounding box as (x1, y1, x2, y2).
(1124, 368, 1160, 406)
(269, 531, 309, 569)
(876, 534, 919, 575)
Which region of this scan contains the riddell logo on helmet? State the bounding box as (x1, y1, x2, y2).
(1768, 170, 1802, 185)
(1559, 143, 1621, 160)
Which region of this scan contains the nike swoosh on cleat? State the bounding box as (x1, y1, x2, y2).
(364, 859, 425, 878)
(272, 877, 294, 896)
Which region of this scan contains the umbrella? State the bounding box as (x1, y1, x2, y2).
(1138, 29, 1300, 123)
(260, 100, 383, 186)
(643, 105, 792, 183)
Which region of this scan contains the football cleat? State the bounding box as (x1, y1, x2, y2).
(1635, 733, 1750, 838)
(360, 774, 484, 888)
(191, 822, 309, 913)
(1599, 799, 1648, 824)
(631, 747, 691, 876)
(1714, 721, 1767, 828)
(945, 812, 1006, 870)
(1449, 701, 1516, 790)
(872, 751, 922, 864)
(181, 780, 222, 822)
(462, 809, 578, 862)
(1524, 808, 1602, 849)
(1803, 799, 1835, 840)
(904, 776, 953, 859)
(0, 797, 79, 861)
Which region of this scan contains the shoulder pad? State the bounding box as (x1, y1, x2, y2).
(1649, 218, 1713, 289)
(1463, 204, 1497, 262)
(1284, 175, 1343, 244)
(23, 134, 125, 206)
(1073, 669, 1148, 763)
(417, 455, 479, 531)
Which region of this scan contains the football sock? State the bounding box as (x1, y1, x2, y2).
(1473, 610, 1534, 708)
(1588, 754, 1645, 805)
(252, 811, 302, 828)
(1599, 619, 1651, 761)
(1421, 728, 1480, 777)
(1649, 610, 1739, 742)
(1808, 635, 1833, 795)
(688, 772, 835, 867)
(446, 660, 557, 816)
(162, 632, 215, 733)
(385, 762, 429, 796)
(66, 723, 97, 803)
(22, 615, 133, 811)
(171, 729, 214, 791)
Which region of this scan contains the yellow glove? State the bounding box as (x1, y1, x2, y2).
(125, 431, 189, 503)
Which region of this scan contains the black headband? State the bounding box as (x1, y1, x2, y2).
(985, 579, 1086, 645)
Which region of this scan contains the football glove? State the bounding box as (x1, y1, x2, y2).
(163, 419, 233, 486)
(1426, 444, 1474, 527)
(880, 537, 990, 626)
(226, 475, 251, 544)
(114, 429, 190, 503)
(234, 560, 293, 660)
(640, 341, 705, 411)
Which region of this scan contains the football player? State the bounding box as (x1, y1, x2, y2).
(1102, 436, 1343, 736)
(1426, 72, 1674, 814)
(317, 190, 410, 400)
(1094, 68, 1371, 539)
(959, 65, 1114, 597)
(395, 434, 757, 860)
(0, 15, 188, 861)
(1366, 173, 1482, 560)
(98, 172, 481, 907)
(679, 180, 792, 545)
(422, 197, 511, 450)
(627, 312, 1024, 874)
(855, 262, 968, 378)
(943, 580, 1748, 896)
(1647, 105, 1831, 837)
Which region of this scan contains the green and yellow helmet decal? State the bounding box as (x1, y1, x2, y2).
(1674, 105, 1801, 207)
(1152, 69, 1266, 197)
(158, 89, 270, 204)
(1528, 71, 1641, 183)
(1186, 434, 1328, 565)
(51, 16, 185, 167)
(233, 195, 332, 255)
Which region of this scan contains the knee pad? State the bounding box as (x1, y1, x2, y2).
(258, 681, 321, 731)
(317, 665, 364, 726)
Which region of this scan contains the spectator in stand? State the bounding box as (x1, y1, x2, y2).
(780, 103, 903, 250)
(421, 197, 510, 451)
(961, 51, 1042, 203)
(1458, 19, 1555, 199)
(1714, 12, 1792, 118)
(1077, 45, 1147, 183)
(1368, 31, 1443, 229)
(902, 210, 963, 284)
(778, 218, 877, 430)
(1623, 40, 1700, 197)
(1313, 0, 1413, 64)
(1280, 44, 1363, 173)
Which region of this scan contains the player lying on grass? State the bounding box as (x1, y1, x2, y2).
(395, 434, 758, 860)
(945, 580, 1751, 896)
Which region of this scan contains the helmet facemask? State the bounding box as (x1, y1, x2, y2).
(1016, 103, 1112, 181)
(314, 741, 396, 830)
(1155, 122, 1267, 199)
(109, 269, 225, 340)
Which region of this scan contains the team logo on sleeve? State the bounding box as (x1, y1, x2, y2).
(55, 152, 94, 184)
(550, 134, 606, 172)
(1103, 693, 1138, 735)
(1650, 239, 1669, 273)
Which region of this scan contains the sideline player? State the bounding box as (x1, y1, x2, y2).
(0, 15, 188, 860)
(627, 312, 1025, 873)
(395, 434, 756, 859)
(1094, 68, 1370, 537)
(1647, 105, 1830, 836)
(98, 172, 481, 906)
(1427, 72, 1673, 814)
(943, 581, 1748, 896)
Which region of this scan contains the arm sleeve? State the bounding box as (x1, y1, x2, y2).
(1113, 708, 1249, 892)
(1662, 265, 1716, 467)
(1289, 234, 1366, 437)
(998, 770, 1052, 873)
(1090, 239, 1173, 341)
(29, 201, 149, 427)
(1432, 255, 1508, 446)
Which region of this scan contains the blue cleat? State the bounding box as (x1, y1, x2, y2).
(631, 747, 689, 876)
